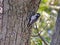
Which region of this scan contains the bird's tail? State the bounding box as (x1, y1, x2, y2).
(27, 23, 31, 27)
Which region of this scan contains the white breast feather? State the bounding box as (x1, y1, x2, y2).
(30, 15, 36, 24)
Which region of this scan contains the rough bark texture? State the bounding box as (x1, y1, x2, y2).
(0, 0, 41, 45)
(50, 10, 60, 45)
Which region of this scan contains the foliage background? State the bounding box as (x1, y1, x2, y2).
(31, 0, 59, 45)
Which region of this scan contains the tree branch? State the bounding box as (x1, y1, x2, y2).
(32, 24, 48, 45)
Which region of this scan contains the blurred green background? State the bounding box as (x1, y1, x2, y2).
(31, 0, 60, 45)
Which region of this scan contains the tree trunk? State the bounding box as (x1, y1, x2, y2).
(0, 0, 41, 45)
(50, 10, 60, 45)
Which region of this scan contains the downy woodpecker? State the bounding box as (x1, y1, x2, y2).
(28, 13, 40, 26)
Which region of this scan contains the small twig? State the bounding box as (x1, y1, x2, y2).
(33, 24, 48, 45)
(38, 33, 48, 45)
(31, 33, 48, 45)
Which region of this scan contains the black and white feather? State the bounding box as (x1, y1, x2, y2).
(28, 13, 40, 26)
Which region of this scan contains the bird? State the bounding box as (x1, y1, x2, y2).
(27, 13, 40, 26)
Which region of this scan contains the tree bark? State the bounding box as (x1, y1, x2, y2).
(0, 0, 41, 45)
(50, 10, 60, 45)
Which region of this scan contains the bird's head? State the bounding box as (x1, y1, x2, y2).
(36, 13, 40, 17)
